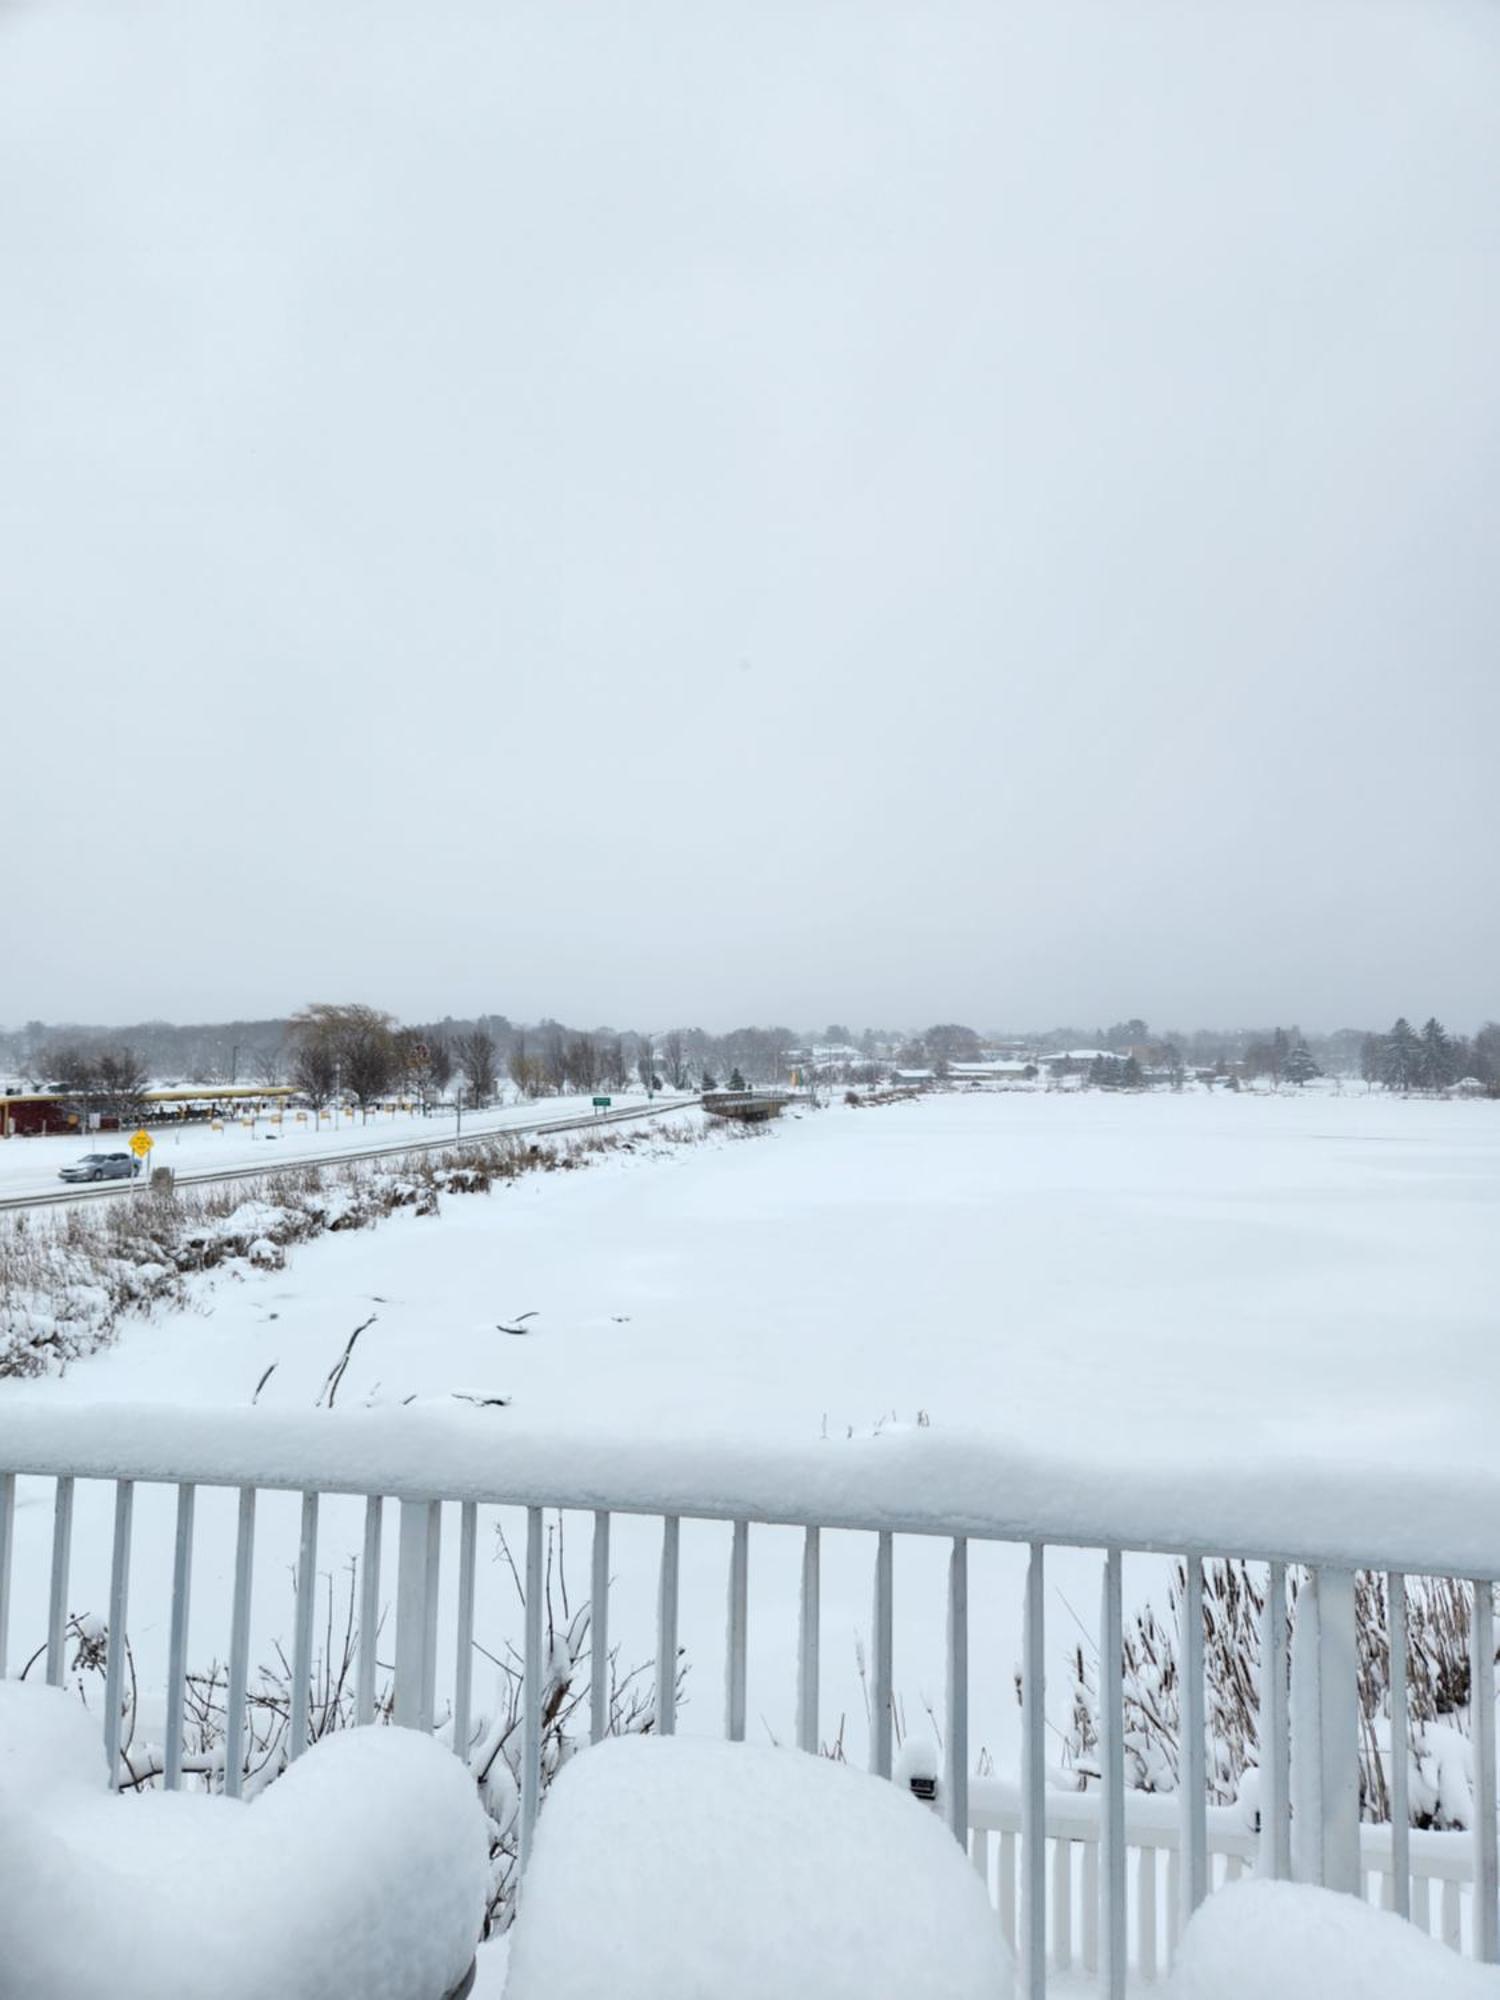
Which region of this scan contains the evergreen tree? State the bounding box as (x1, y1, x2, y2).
(729, 1066, 746, 1091)
(1283, 1041, 1321, 1086)
(1380, 1018, 1420, 1092)
(1120, 1055, 1143, 1089)
(1418, 1017, 1455, 1093)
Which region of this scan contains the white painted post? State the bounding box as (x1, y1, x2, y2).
(0, 1471, 13, 1678)
(1292, 1566, 1360, 1893)
(798, 1526, 821, 1753)
(102, 1480, 134, 1785)
(1317, 1568, 1361, 1895)
(1100, 1550, 1127, 2000)
(520, 1506, 544, 1873)
(1388, 1572, 1410, 1919)
(393, 1498, 437, 1729)
(1022, 1542, 1048, 1999)
(1472, 1579, 1498, 1962)
(453, 1502, 478, 1760)
(1261, 1561, 1292, 1881)
(356, 1496, 382, 1726)
(657, 1515, 680, 1736)
(46, 1475, 74, 1687)
(872, 1530, 894, 1779)
(224, 1486, 256, 1798)
(1180, 1558, 1209, 1920)
(163, 1482, 195, 1790)
(592, 1510, 612, 1746)
(289, 1490, 320, 1760)
(725, 1518, 748, 1743)
(946, 1537, 969, 1843)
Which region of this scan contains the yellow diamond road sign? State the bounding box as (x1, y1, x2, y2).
(129, 1129, 154, 1158)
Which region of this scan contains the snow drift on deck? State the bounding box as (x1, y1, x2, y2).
(503, 1735, 1013, 2000)
(0, 1683, 488, 2000)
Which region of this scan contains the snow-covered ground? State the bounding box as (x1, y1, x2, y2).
(0, 1091, 658, 1203)
(4, 1089, 1497, 1784)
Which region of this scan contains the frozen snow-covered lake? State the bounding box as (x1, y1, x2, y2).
(5, 1088, 1496, 1773)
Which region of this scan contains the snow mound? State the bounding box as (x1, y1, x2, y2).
(1169, 1880, 1500, 2000)
(503, 1736, 1013, 2000)
(0, 1684, 488, 2000)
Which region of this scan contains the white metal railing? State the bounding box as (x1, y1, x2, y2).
(0, 1402, 1497, 1994)
(968, 1779, 1479, 1981)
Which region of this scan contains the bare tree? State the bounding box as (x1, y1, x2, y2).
(291, 1037, 336, 1112)
(661, 1031, 689, 1091)
(456, 1029, 498, 1109)
(288, 1003, 396, 1115)
(251, 1044, 285, 1087)
(564, 1035, 599, 1093)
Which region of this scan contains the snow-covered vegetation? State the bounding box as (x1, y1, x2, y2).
(0, 1117, 714, 1378)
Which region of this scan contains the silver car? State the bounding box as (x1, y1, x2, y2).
(57, 1152, 141, 1183)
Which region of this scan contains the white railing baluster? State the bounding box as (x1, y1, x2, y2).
(1022, 1541, 1047, 1998)
(1138, 1844, 1158, 1982)
(872, 1529, 894, 1778)
(798, 1525, 821, 1753)
(356, 1495, 382, 1726)
(520, 1505, 544, 1873)
(1166, 1846, 1181, 1960)
(725, 1518, 747, 1743)
(1472, 1578, 1498, 1961)
(657, 1514, 680, 1737)
(946, 1536, 969, 1842)
(591, 1509, 611, 1746)
(46, 1475, 74, 1687)
(163, 1482, 195, 1790)
(1412, 1873, 1431, 1934)
(1262, 1560, 1292, 1880)
(1388, 1570, 1410, 1919)
(1052, 1838, 1073, 1970)
(1448, 1872, 1472, 1952)
(1081, 1839, 1099, 1974)
(288, 1490, 319, 1761)
(452, 1501, 477, 1760)
(972, 1823, 991, 1884)
(224, 1486, 256, 1798)
(1100, 1549, 1126, 1999)
(1180, 1557, 1208, 1921)
(102, 1480, 134, 1786)
(0, 1471, 14, 1677)
(1000, 1830, 1018, 1949)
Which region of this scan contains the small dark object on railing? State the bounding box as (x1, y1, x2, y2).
(908, 1774, 938, 1802)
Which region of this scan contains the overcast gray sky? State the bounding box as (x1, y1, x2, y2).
(2, 0, 1496, 1033)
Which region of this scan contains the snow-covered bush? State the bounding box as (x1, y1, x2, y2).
(21, 1514, 683, 1935)
(0, 1116, 729, 1379)
(1058, 1559, 1491, 1828)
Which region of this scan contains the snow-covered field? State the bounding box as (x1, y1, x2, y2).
(0, 1091, 657, 1203)
(4, 1089, 1497, 1782)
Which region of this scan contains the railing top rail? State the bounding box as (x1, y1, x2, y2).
(3, 1400, 1497, 1578)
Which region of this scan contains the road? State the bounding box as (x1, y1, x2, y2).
(0, 1096, 702, 1214)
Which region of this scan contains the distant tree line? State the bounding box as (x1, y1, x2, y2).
(5, 1007, 1497, 1104)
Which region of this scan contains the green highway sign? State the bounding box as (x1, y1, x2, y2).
(592, 1096, 611, 1109)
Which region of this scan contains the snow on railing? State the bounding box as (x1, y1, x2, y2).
(0, 1399, 1497, 1994)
